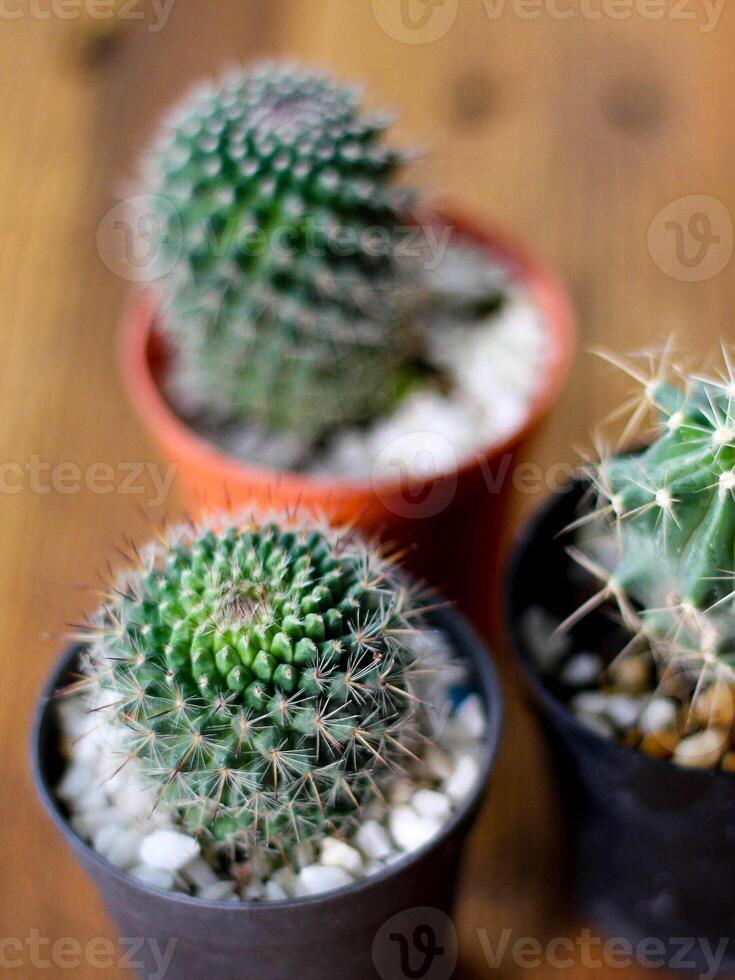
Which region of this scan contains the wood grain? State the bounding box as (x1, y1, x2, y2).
(3, 2, 733, 976)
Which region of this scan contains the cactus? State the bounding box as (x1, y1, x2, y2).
(80, 515, 431, 855)
(572, 350, 735, 683)
(138, 62, 427, 441)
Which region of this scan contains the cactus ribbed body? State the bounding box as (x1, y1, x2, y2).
(140, 63, 423, 440)
(589, 372, 735, 674)
(87, 518, 426, 852)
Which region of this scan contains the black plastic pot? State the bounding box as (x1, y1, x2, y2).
(32, 606, 502, 980)
(506, 480, 735, 976)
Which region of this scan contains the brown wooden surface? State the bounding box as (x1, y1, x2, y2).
(3, 1, 734, 976)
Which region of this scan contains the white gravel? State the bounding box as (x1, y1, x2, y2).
(55, 630, 488, 903)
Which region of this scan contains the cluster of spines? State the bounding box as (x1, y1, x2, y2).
(138, 62, 423, 438)
(567, 347, 735, 684)
(79, 516, 431, 852)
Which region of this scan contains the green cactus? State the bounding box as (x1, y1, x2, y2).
(139, 63, 426, 441)
(82, 516, 430, 854)
(577, 356, 735, 679)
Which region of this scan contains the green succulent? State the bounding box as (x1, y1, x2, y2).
(578, 358, 735, 680)
(84, 516, 429, 854)
(138, 62, 426, 441)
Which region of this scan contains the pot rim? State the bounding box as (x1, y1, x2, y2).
(505, 474, 735, 785)
(118, 208, 576, 500)
(31, 603, 503, 912)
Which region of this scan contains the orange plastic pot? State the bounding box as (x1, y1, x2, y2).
(119, 211, 575, 615)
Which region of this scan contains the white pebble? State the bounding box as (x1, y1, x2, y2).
(106, 832, 143, 871)
(92, 823, 124, 857)
(139, 830, 200, 871)
(389, 806, 441, 852)
(674, 729, 726, 770)
(271, 866, 298, 898)
(389, 779, 415, 805)
(454, 695, 486, 740)
(411, 789, 452, 822)
(521, 607, 570, 671)
(576, 713, 615, 739)
(56, 760, 98, 800)
(605, 695, 642, 731)
(425, 747, 453, 780)
(320, 838, 363, 875)
(444, 754, 479, 803)
(183, 857, 220, 890)
(199, 881, 237, 901)
(264, 880, 288, 902)
(559, 653, 603, 688)
(639, 698, 678, 734)
(354, 820, 394, 861)
(130, 865, 175, 890)
(296, 864, 353, 896)
(570, 692, 611, 717)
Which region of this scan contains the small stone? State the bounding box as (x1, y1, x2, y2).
(693, 681, 735, 730)
(271, 867, 297, 898)
(411, 789, 452, 822)
(521, 607, 570, 672)
(605, 695, 642, 732)
(264, 880, 288, 902)
(105, 831, 143, 870)
(389, 779, 414, 805)
(131, 865, 175, 890)
(424, 747, 453, 781)
(607, 654, 649, 695)
(559, 653, 603, 688)
(444, 754, 479, 803)
(576, 713, 615, 739)
(56, 764, 95, 805)
(454, 695, 485, 740)
(354, 820, 394, 861)
(570, 692, 610, 717)
(183, 857, 220, 890)
(139, 830, 200, 871)
(640, 730, 679, 760)
(639, 698, 678, 734)
(199, 881, 237, 901)
(389, 806, 441, 852)
(92, 824, 125, 859)
(673, 729, 727, 770)
(320, 837, 363, 875)
(296, 864, 353, 896)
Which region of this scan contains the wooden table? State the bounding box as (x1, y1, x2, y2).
(3, 2, 733, 976)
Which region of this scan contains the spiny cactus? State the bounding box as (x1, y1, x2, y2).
(138, 62, 426, 441)
(79, 515, 432, 855)
(572, 349, 735, 683)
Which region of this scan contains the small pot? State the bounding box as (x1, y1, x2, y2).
(119, 211, 575, 617)
(506, 479, 735, 976)
(32, 605, 503, 980)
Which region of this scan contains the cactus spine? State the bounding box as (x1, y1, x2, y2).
(81, 516, 431, 854)
(139, 63, 425, 441)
